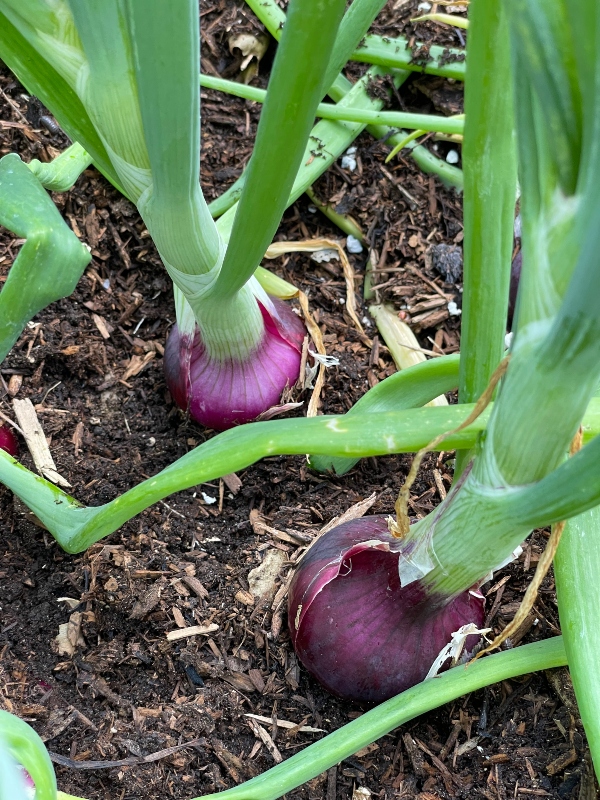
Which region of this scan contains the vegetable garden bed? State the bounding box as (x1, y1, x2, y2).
(0, 0, 598, 798)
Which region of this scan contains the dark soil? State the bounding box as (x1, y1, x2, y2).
(0, 2, 596, 799)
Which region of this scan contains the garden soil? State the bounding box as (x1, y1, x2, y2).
(0, 1, 597, 798)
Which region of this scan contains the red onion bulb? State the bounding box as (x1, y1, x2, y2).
(0, 424, 18, 457)
(288, 516, 485, 703)
(164, 295, 304, 431)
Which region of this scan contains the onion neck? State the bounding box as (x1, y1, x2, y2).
(169, 264, 266, 362)
(194, 282, 265, 361)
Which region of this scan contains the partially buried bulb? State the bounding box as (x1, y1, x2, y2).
(288, 515, 485, 704)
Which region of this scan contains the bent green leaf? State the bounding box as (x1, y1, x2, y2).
(0, 153, 91, 363)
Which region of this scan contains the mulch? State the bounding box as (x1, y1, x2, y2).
(0, 1, 596, 798)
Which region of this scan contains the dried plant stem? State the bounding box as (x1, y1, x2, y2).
(298, 291, 327, 417)
(265, 238, 364, 334)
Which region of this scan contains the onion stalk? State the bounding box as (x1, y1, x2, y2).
(290, 0, 600, 718)
(0, 0, 349, 429)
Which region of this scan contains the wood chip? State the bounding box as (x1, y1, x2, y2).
(49, 738, 204, 770)
(327, 767, 337, 800)
(403, 734, 427, 778)
(222, 472, 242, 494)
(181, 575, 209, 598)
(12, 398, 71, 487)
(248, 670, 266, 693)
(244, 714, 324, 733)
(122, 351, 155, 381)
(165, 623, 219, 641)
(211, 739, 246, 783)
(172, 606, 187, 628)
(7, 374, 22, 397)
(72, 421, 84, 456)
(546, 748, 578, 775)
(129, 577, 167, 619)
(92, 313, 113, 339)
(235, 589, 255, 607)
(320, 492, 378, 536)
(247, 717, 283, 763)
(223, 673, 256, 693)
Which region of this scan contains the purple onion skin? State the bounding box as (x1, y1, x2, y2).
(164, 296, 305, 431)
(0, 424, 18, 457)
(508, 250, 522, 327)
(289, 516, 485, 704)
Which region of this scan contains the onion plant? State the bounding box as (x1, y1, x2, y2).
(0, 0, 461, 429)
(2, 0, 600, 797)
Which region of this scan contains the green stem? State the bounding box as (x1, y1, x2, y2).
(320, 0, 387, 92)
(0, 9, 122, 193)
(200, 74, 464, 135)
(28, 142, 91, 192)
(214, 66, 407, 245)
(305, 185, 365, 241)
(555, 507, 600, 780)
(128, 0, 222, 278)
(0, 710, 56, 800)
(2, 397, 600, 555)
(352, 33, 466, 81)
(489, 205, 600, 487)
(0, 154, 90, 363)
(214, 0, 346, 299)
(193, 638, 566, 800)
(326, 75, 464, 190)
(309, 353, 459, 475)
(244, 0, 466, 81)
(203, 76, 462, 227)
(455, 0, 517, 474)
(67, 0, 150, 193)
(244, 0, 463, 189)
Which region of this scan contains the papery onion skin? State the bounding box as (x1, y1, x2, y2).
(164, 296, 305, 431)
(289, 516, 485, 704)
(0, 424, 18, 457)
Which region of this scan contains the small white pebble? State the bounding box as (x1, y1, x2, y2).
(341, 146, 357, 171)
(147, 436, 156, 447)
(201, 492, 217, 505)
(346, 234, 363, 253)
(339, 298, 345, 304)
(505, 331, 514, 349)
(308, 205, 317, 213)
(417, 1, 432, 9)
(448, 300, 461, 316)
(446, 149, 460, 164)
(311, 248, 339, 263)
(102, 278, 111, 290)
